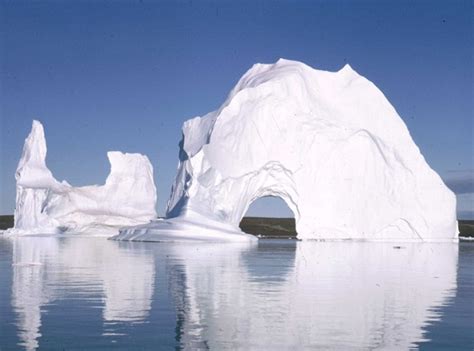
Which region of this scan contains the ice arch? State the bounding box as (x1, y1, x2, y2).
(239, 195, 297, 237)
(218, 162, 300, 226)
(115, 59, 457, 242)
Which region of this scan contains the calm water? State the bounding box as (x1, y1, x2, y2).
(0, 237, 472, 350)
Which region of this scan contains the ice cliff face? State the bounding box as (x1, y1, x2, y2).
(122, 58, 455, 242)
(8, 120, 157, 235)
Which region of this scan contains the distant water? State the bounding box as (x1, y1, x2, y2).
(0, 237, 472, 350)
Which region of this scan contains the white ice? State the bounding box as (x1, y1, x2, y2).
(115, 59, 458, 242)
(5, 120, 157, 236)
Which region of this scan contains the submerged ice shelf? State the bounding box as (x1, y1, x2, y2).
(116, 212, 257, 243)
(6, 120, 157, 236)
(114, 59, 458, 242)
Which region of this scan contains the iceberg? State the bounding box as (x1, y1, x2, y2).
(115, 59, 457, 242)
(6, 120, 157, 236)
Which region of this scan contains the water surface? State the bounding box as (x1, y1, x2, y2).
(0, 237, 472, 350)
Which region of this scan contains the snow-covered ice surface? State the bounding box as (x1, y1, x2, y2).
(115, 59, 457, 242)
(116, 213, 257, 243)
(5, 120, 157, 237)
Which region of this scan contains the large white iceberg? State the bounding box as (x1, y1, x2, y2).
(116, 59, 457, 242)
(6, 120, 157, 236)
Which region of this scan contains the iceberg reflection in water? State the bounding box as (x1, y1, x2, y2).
(170, 241, 458, 350)
(1, 237, 463, 350)
(9, 237, 155, 350)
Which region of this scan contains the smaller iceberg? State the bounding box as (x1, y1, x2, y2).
(5, 120, 157, 236)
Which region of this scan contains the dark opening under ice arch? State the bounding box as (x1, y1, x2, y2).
(239, 196, 297, 237)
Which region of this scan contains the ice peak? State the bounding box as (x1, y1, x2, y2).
(338, 63, 359, 80)
(15, 120, 57, 190)
(106, 151, 155, 187)
(31, 119, 43, 131)
(340, 63, 353, 72)
(17, 120, 48, 172)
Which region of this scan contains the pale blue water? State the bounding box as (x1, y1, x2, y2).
(0, 237, 472, 350)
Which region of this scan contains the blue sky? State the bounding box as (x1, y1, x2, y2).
(1, 1, 472, 218)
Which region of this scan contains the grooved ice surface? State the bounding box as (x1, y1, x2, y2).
(116, 59, 457, 242)
(6, 120, 157, 236)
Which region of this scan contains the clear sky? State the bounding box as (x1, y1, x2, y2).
(1, 1, 472, 218)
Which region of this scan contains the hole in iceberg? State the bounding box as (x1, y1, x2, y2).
(239, 196, 296, 238)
